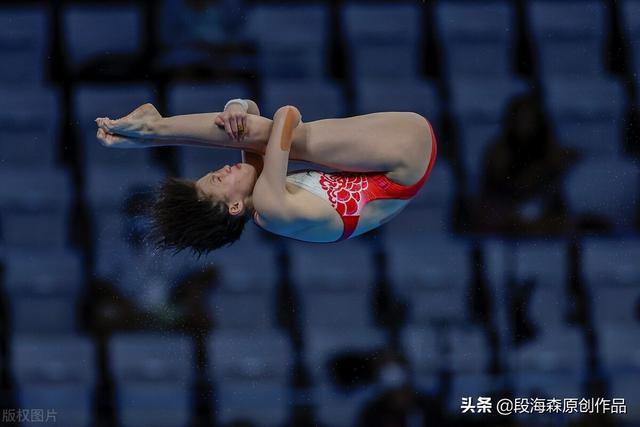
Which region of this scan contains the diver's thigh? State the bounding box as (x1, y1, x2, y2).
(300, 112, 426, 172)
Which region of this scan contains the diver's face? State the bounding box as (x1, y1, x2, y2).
(195, 163, 257, 212)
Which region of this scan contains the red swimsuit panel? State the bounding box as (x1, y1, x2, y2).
(319, 118, 437, 240)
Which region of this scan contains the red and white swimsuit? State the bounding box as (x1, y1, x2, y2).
(259, 119, 437, 241)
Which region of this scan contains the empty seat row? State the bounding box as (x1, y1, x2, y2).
(10, 330, 292, 427)
(8, 235, 639, 336)
(6, 1, 640, 84)
(0, 87, 61, 167)
(4, 77, 633, 206)
(0, 169, 73, 250)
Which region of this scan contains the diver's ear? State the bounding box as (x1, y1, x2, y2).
(228, 200, 244, 216)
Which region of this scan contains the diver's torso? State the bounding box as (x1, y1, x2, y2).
(253, 170, 412, 242)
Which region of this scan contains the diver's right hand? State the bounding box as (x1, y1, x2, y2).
(215, 103, 248, 143)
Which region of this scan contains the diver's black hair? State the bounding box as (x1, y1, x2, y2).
(149, 177, 248, 256)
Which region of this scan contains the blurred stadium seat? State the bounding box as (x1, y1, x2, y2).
(213, 382, 292, 426)
(314, 384, 377, 427)
(208, 330, 293, 425)
(341, 2, 422, 79)
(484, 239, 577, 362)
(261, 79, 346, 121)
(582, 238, 640, 324)
(208, 330, 292, 381)
(12, 335, 96, 427)
(528, 0, 608, 77)
(84, 165, 163, 212)
(543, 77, 626, 157)
(449, 326, 491, 374)
(304, 327, 386, 427)
(0, 169, 72, 250)
(167, 82, 250, 116)
(0, 6, 49, 84)
(208, 280, 277, 330)
(304, 327, 386, 385)
(435, 0, 515, 77)
(92, 210, 189, 287)
(245, 4, 330, 79)
(0, 87, 61, 167)
(482, 239, 522, 346)
(92, 211, 129, 276)
(401, 325, 441, 389)
(4, 249, 82, 292)
(385, 234, 471, 290)
(353, 79, 440, 119)
(289, 239, 374, 329)
(622, 0, 640, 82)
(4, 248, 82, 334)
(448, 327, 494, 412)
(0, 168, 71, 210)
(383, 159, 456, 237)
(385, 235, 471, 324)
(1, 209, 68, 250)
(597, 324, 640, 420)
(74, 83, 157, 168)
(382, 201, 453, 238)
(509, 327, 585, 398)
(513, 240, 570, 329)
(203, 233, 279, 328)
(204, 233, 278, 290)
(109, 332, 194, 427)
(62, 4, 144, 73)
(563, 158, 640, 231)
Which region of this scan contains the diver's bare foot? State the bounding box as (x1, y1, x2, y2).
(96, 127, 148, 148)
(95, 103, 161, 139)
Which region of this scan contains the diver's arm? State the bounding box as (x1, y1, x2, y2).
(252, 106, 301, 219)
(236, 99, 265, 175)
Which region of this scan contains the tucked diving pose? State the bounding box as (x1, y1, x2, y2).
(95, 99, 437, 254)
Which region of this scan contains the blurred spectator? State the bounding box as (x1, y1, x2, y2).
(356, 349, 446, 427)
(161, 0, 232, 46)
(123, 188, 154, 252)
(472, 94, 578, 235)
(225, 422, 258, 427)
(624, 105, 640, 157)
(83, 189, 218, 336)
(156, 0, 246, 77)
(165, 266, 217, 334)
(327, 349, 378, 390)
(80, 277, 145, 337)
(81, 262, 217, 339)
(508, 277, 538, 346)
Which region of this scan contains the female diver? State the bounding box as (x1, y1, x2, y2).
(95, 99, 437, 254)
